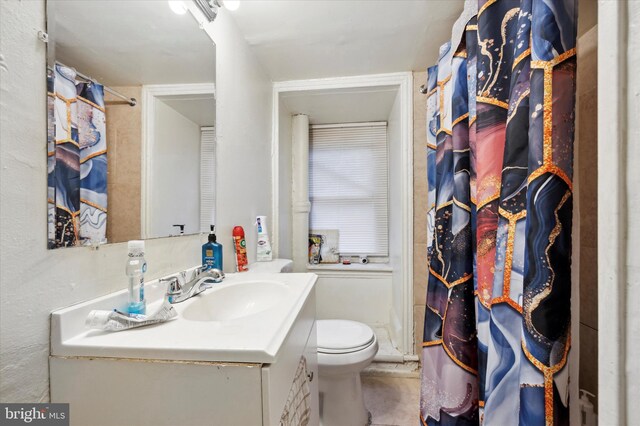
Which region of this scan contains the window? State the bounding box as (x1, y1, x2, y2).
(200, 126, 216, 232)
(309, 122, 388, 257)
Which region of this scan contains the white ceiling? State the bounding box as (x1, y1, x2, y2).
(281, 86, 398, 124)
(162, 95, 216, 126)
(228, 0, 464, 81)
(48, 0, 216, 87)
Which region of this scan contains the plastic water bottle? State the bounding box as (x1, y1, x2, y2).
(126, 240, 147, 314)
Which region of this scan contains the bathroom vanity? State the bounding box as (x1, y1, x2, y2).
(50, 273, 319, 426)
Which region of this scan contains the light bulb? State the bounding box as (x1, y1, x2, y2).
(224, 0, 240, 11)
(168, 1, 188, 15)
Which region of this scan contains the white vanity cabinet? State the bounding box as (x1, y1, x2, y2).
(50, 273, 319, 426)
(262, 299, 319, 426)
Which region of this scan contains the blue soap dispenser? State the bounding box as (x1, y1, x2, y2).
(202, 225, 223, 270)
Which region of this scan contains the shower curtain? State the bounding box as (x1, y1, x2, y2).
(420, 0, 577, 424)
(48, 63, 108, 248)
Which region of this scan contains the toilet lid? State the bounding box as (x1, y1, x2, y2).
(317, 320, 375, 354)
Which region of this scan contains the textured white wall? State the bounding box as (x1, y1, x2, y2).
(277, 99, 293, 260)
(625, 0, 640, 419)
(597, 0, 640, 421)
(0, 1, 272, 402)
(203, 8, 273, 268)
(290, 113, 309, 272)
(387, 90, 405, 350)
(314, 273, 393, 326)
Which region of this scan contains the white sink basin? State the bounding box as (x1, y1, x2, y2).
(50, 272, 317, 363)
(182, 280, 289, 322)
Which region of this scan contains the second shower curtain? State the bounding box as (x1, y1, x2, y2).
(48, 63, 108, 248)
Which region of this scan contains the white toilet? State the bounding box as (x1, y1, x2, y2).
(248, 259, 379, 426)
(316, 319, 378, 426)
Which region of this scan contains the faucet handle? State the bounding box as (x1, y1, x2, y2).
(161, 276, 182, 297)
(194, 266, 225, 282)
(208, 268, 225, 283)
(193, 265, 209, 279)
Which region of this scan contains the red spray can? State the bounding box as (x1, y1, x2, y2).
(232, 226, 249, 272)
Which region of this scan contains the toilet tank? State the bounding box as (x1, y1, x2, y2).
(247, 259, 293, 273)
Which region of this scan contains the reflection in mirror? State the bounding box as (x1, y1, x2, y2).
(143, 87, 216, 240)
(46, 0, 216, 249)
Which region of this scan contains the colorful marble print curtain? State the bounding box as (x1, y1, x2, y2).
(420, 0, 577, 424)
(48, 64, 108, 248)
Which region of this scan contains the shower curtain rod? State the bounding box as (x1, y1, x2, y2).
(48, 63, 137, 107)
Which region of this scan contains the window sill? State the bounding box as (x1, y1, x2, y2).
(306, 263, 393, 273)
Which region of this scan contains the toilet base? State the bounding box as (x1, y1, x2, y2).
(319, 371, 369, 426)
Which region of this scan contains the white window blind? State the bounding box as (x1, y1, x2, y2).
(309, 122, 388, 257)
(200, 127, 216, 232)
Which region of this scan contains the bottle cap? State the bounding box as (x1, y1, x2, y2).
(209, 225, 217, 243)
(128, 240, 145, 255)
(233, 226, 245, 237)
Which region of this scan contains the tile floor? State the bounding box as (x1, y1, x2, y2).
(362, 375, 421, 426)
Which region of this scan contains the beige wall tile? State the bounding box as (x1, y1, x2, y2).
(579, 245, 598, 329)
(576, 31, 598, 311)
(578, 0, 598, 38)
(413, 72, 428, 256)
(414, 203, 429, 246)
(414, 140, 427, 174)
(108, 181, 141, 243)
(578, 201, 597, 249)
(105, 86, 142, 243)
(413, 70, 430, 315)
(413, 71, 427, 106)
(110, 129, 142, 185)
(413, 121, 429, 247)
(413, 71, 429, 362)
(414, 305, 426, 361)
(414, 174, 428, 205)
(578, 94, 598, 249)
(576, 23, 598, 407)
(413, 243, 428, 305)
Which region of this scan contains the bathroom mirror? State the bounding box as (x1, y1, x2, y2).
(46, 0, 216, 249)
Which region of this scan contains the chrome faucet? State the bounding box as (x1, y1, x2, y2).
(161, 266, 225, 304)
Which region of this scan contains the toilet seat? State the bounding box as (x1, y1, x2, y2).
(317, 319, 376, 354)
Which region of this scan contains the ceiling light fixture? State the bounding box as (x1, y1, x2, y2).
(168, 0, 188, 15)
(223, 0, 240, 11)
(193, 0, 219, 22)
(175, 0, 233, 23)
